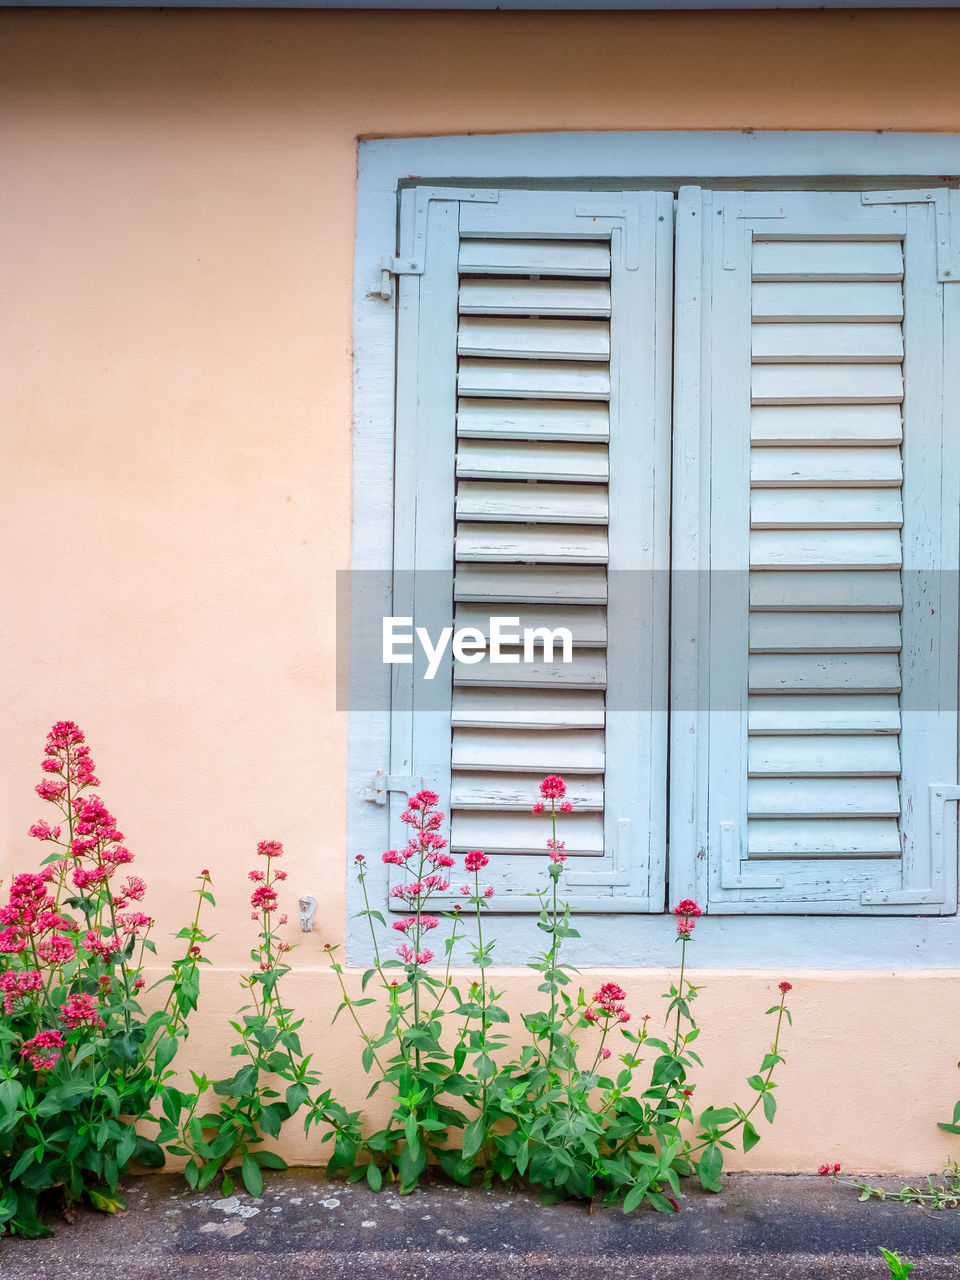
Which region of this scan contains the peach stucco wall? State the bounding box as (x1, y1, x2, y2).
(2, 8, 960, 1173)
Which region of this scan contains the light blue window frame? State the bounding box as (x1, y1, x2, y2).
(349, 131, 960, 967)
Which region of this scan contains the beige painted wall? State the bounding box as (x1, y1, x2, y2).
(2, 9, 960, 1173)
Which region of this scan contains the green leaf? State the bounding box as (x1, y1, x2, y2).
(10, 1149, 38, 1180)
(116, 1128, 138, 1169)
(762, 1091, 777, 1124)
(222, 1064, 259, 1099)
(742, 1120, 761, 1153)
(878, 1247, 916, 1278)
(403, 1112, 421, 1158)
(698, 1143, 723, 1193)
(622, 1183, 647, 1214)
(133, 1136, 166, 1169)
(0, 1079, 23, 1117)
(365, 1163, 382, 1192)
(746, 1074, 765, 1092)
(646, 1191, 677, 1215)
(154, 1037, 178, 1076)
(698, 1106, 739, 1129)
(241, 1155, 263, 1199)
(87, 1188, 127, 1214)
(461, 1118, 484, 1161)
(285, 1083, 309, 1113)
(650, 1055, 685, 1088)
(255, 1151, 287, 1170)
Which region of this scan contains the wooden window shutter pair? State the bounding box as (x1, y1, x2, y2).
(387, 185, 960, 915)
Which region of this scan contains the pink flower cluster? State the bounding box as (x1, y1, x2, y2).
(532, 775, 574, 817)
(397, 944, 434, 966)
(19, 1030, 67, 1071)
(58, 991, 105, 1029)
(39, 721, 100, 789)
(584, 981, 631, 1025)
(393, 914, 439, 935)
(383, 791, 454, 872)
(380, 793, 466, 967)
(0, 968, 43, 1014)
(0, 872, 76, 960)
(818, 1162, 841, 1176)
(531, 776, 573, 862)
(674, 899, 702, 937)
(249, 841, 286, 923)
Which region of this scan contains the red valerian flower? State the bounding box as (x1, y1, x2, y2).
(257, 840, 284, 858)
(19, 1030, 67, 1071)
(0, 969, 43, 1014)
(464, 850, 489, 873)
(250, 884, 279, 913)
(600, 1048, 612, 1060)
(779, 981, 793, 993)
(58, 992, 105, 1029)
(594, 982, 627, 1009)
(674, 898, 702, 937)
(674, 899, 702, 918)
(532, 802, 545, 815)
(539, 775, 567, 800)
(548, 839, 566, 864)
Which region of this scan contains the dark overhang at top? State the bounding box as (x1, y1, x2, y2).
(6, 0, 960, 8)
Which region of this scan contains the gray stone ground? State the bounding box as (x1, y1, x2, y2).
(3, 1170, 960, 1280)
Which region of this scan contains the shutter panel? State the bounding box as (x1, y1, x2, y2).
(391, 188, 672, 910)
(670, 188, 960, 914)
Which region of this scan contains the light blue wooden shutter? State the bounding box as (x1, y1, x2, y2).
(670, 188, 960, 914)
(390, 188, 672, 910)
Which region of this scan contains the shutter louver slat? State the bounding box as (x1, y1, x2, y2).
(751, 447, 902, 487)
(751, 241, 904, 282)
(456, 398, 610, 442)
(458, 238, 611, 277)
(751, 280, 904, 321)
(452, 235, 616, 862)
(457, 439, 610, 482)
(750, 403, 903, 446)
(458, 316, 611, 361)
(458, 358, 611, 401)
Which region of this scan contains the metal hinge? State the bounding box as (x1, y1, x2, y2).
(370, 187, 499, 299)
(862, 189, 960, 282)
(363, 771, 422, 806)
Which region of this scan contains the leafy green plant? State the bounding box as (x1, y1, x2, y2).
(879, 1247, 916, 1278)
(166, 841, 361, 1197)
(825, 1160, 960, 1212)
(330, 778, 793, 1211)
(0, 721, 211, 1237)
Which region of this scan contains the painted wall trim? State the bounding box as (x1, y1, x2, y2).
(349, 131, 960, 969)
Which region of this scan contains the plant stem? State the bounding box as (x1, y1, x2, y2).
(331, 961, 384, 1072)
(672, 936, 688, 1056)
